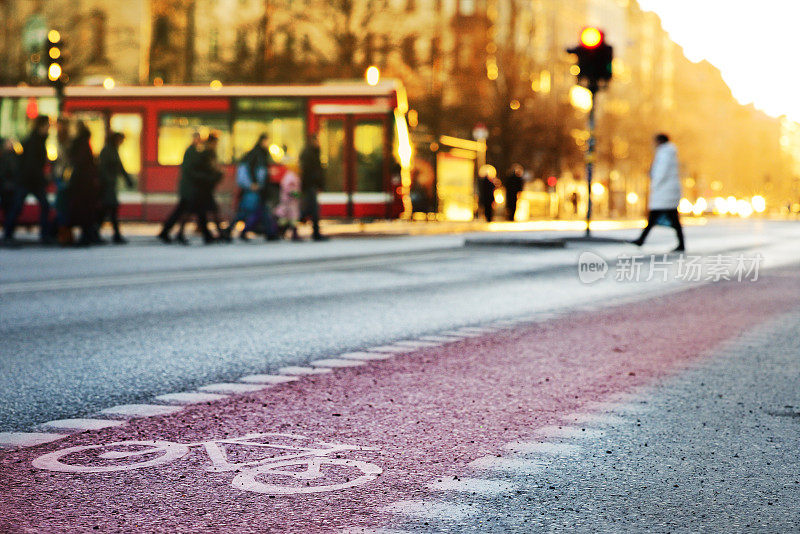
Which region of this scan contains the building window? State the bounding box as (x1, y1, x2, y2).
(458, 0, 475, 16)
(157, 114, 232, 166)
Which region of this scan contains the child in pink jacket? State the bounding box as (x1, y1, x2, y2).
(273, 165, 302, 241)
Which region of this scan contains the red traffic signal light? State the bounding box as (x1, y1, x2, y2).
(580, 27, 603, 49)
(567, 27, 613, 92)
(547, 176, 558, 188)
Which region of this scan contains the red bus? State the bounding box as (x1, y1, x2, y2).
(0, 81, 413, 222)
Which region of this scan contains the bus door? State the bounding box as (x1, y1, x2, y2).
(313, 104, 392, 219)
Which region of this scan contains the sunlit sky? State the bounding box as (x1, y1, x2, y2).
(637, 0, 799, 122)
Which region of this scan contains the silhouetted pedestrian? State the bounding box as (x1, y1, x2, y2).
(300, 134, 326, 241)
(158, 132, 204, 243)
(98, 132, 134, 244)
(189, 133, 225, 244)
(0, 138, 20, 228)
(3, 115, 53, 245)
(478, 172, 496, 222)
(237, 134, 277, 241)
(68, 122, 101, 246)
(503, 164, 524, 221)
(632, 133, 685, 252)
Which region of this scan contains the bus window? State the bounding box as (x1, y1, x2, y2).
(158, 114, 231, 165)
(319, 118, 345, 193)
(110, 113, 143, 186)
(232, 116, 304, 164)
(354, 120, 385, 193)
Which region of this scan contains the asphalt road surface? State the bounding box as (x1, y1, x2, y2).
(1, 219, 799, 532)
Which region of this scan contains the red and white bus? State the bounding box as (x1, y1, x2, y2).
(0, 81, 413, 222)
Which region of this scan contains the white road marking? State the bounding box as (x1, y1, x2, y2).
(238, 374, 299, 384)
(367, 345, 411, 353)
(154, 392, 229, 404)
(532, 425, 605, 439)
(442, 330, 482, 337)
(392, 340, 441, 348)
(40, 418, 126, 431)
(278, 366, 332, 375)
(338, 352, 394, 361)
(468, 455, 546, 472)
(197, 383, 272, 394)
(561, 413, 627, 426)
(503, 441, 582, 456)
(382, 500, 477, 521)
(587, 400, 654, 414)
(309, 358, 366, 368)
(100, 404, 184, 418)
(426, 476, 514, 496)
(341, 528, 414, 534)
(0, 432, 68, 448)
(419, 335, 461, 342)
(458, 327, 498, 333)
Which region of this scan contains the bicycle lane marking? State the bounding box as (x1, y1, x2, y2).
(1, 273, 799, 533)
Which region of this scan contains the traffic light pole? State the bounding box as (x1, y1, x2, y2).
(585, 88, 596, 237)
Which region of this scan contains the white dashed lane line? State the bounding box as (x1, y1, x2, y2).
(154, 392, 229, 404)
(532, 425, 605, 439)
(40, 419, 126, 432)
(278, 366, 332, 375)
(426, 476, 515, 496)
(99, 404, 184, 418)
(197, 383, 272, 394)
(468, 456, 547, 472)
(339, 352, 395, 361)
(309, 358, 366, 368)
(238, 374, 299, 384)
(0, 432, 69, 448)
(503, 441, 583, 456)
(367, 345, 412, 353)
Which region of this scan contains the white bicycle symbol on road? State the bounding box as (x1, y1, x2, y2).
(32, 432, 382, 495)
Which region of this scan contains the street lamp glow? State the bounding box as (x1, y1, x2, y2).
(47, 63, 62, 82)
(751, 195, 766, 213)
(626, 192, 639, 204)
(736, 199, 753, 218)
(692, 197, 707, 215)
(678, 198, 693, 214)
(209, 79, 222, 90)
(591, 182, 605, 196)
(47, 30, 61, 43)
(48, 47, 61, 59)
(103, 77, 115, 90)
(365, 66, 380, 86)
(569, 85, 593, 112)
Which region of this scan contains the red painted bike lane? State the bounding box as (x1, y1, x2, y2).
(2, 273, 799, 533)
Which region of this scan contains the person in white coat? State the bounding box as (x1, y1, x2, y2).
(632, 133, 685, 252)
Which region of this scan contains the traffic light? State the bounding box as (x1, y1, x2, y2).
(43, 30, 66, 110)
(547, 176, 558, 191)
(567, 27, 613, 92)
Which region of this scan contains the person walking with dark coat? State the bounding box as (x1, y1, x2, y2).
(158, 132, 203, 243)
(3, 115, 53, 245)
(98, 132, 134, 244)
(0, 138, 21, 226)
(478, 170, 496, 222)
(186, 133, 224, 244)
(67, 122, 101, 246)
(300, 134, 326, 241)
(503, 164, 524, 222)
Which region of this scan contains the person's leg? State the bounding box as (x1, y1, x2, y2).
(31, 188, 52, 241)
(3, 189, 27, 240)
(159, 200, 186, 240)
(668, 209, 685, 251)
(309, 192, 322, 239)
(633, 210, 659, 246)
(110, 205, 127, 243)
